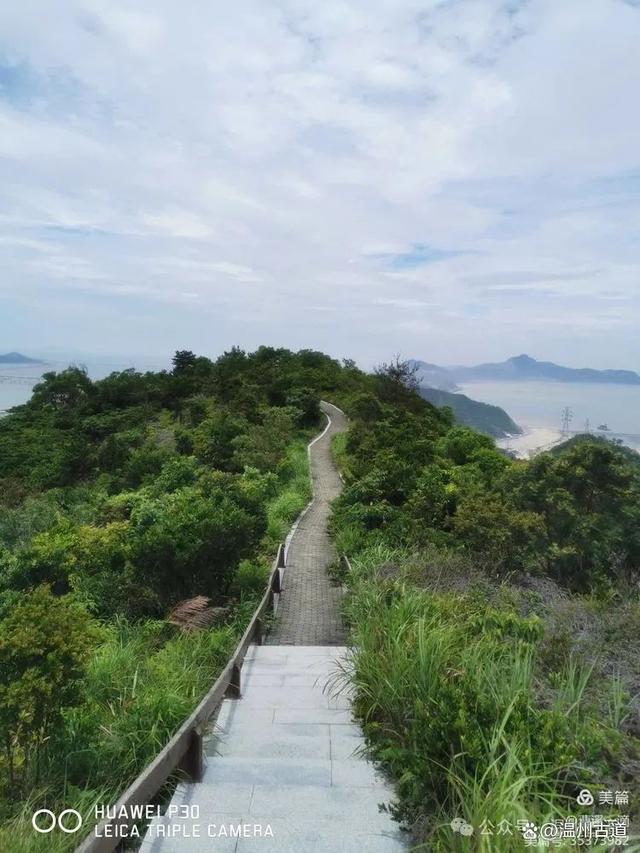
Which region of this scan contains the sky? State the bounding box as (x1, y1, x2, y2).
(1, 0, 640, 370)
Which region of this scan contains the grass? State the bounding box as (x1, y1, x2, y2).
(264, 436, 312, 550)
(607, 672, 631, 730)
(330, 432, 350, 479)
(335, 546, 636, 851)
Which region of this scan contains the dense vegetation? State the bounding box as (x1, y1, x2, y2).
(1, 348, 638, 851)
(329, 361, 640, 849)
(0, 347, 360, 851)
(418, 386, 522, 438)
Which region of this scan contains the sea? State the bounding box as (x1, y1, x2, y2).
(0, 357, 168, 414)
(458, 381, 640, 456)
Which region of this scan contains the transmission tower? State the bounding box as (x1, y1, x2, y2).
(561, 406, 573, 436)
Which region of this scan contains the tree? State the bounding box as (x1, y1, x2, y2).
(193, 410, 248, 471)
(509, 441, 640, 586)
(124, 441, 173, 488)
(0, 586, 99, 791)
(30, 367, 94, 414)
(172, 350, 197, 374)
(285, 388, 321, 427)
(212, 347, 248, 401)
(9, 524, 80, 594)
(408, 466, 456, 530)
(374, 355, 420, 392)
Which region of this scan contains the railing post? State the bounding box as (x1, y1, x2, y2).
(254, 617, 264, 644)
(178, 729, 203, 782)
(227, 663, 241, 698)
(272, 568, 281, 594)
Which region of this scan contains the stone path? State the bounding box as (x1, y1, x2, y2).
(267, 401, 347, 645)
(142, 647, 406, 853)
(141, 404, 407, 853)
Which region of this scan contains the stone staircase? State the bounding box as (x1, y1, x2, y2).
(141, 645, 406, 853)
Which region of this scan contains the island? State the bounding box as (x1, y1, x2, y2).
(0, 351, 46, 365)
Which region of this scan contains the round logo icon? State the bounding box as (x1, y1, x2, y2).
(576, 789, 594, 806)
(32, 810, 56, 834)
(32, 809, 83, 834)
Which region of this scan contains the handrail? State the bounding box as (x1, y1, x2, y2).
(75, 543, 286, 852)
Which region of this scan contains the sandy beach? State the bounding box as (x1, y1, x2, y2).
(497, 426, 564, 459)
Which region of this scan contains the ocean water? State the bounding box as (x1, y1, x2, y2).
(459, 381, 640, 452)
(0, 357, 168, 414)
(0, 365, 46, 412)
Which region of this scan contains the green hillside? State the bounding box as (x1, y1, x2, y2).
(0, 349, 638, 850)
(419, 385, 522, 437)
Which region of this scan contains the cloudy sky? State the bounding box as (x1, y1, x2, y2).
(1, 0, 639, 369)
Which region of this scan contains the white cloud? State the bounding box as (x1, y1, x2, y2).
(0, 0, 639, 368)
(139, 209, 214, 240)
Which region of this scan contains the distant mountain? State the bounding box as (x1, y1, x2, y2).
(413, 354, 640, 386)
(419, 387, 522, 439)
(0, 352, 45, 365)
(410, 361, 460, 391)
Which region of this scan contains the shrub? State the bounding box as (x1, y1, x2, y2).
(124, 442, 173, 488)
(285, 388, 321, 427)
(231, 406, 298, 472)
(0, 586, 99, 793)
(129, 487, 261, 609)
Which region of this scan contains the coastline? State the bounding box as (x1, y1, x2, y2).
(497, 426, 564, 459)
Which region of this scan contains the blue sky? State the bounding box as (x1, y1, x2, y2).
(1, 0, 640, 370)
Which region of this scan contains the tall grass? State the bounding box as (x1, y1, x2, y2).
(606, 672, 630, 730)
(336, 547, 619, 851)
(330, 432, 350, 478)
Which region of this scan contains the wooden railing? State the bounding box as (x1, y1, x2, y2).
(75, 543, 286, 853)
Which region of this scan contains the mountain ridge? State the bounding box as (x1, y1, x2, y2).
(419, 386, 522, 438)
(412, 354, 640, 386)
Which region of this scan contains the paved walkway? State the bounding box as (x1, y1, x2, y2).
(141, 404, 407, 853)
(267, 401, 347, 645)
(142, 647, 406, 853)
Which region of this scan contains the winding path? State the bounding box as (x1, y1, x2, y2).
(267, 401, 347, 645)
(141, 403, 406, 853)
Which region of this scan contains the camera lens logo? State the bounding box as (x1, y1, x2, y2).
(32, 809, 83, 834)
(576, 789, 594, 806)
